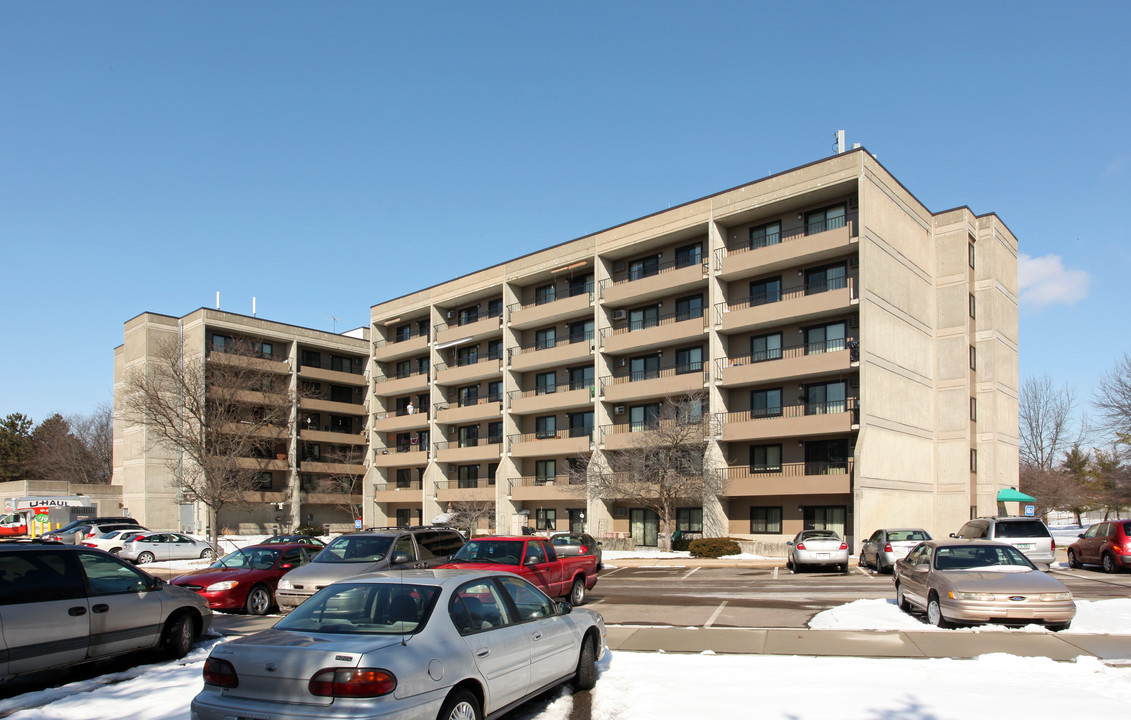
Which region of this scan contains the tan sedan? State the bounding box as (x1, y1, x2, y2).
(893, 539, 1075, 630)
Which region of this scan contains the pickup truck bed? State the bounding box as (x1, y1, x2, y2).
(438, 535, 599, 604)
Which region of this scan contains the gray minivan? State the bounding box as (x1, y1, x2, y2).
(274, 527, 465, 612)
(950, 516, 1055, 569)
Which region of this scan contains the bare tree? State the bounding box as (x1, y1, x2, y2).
(121, 336, 296, 547)
(582, 392, 720, 551)
(71, 402, 114, 484)
(29, 404, 114, 485)
(444, 499, 493, 538)
(1020, 375, 1080, 471)
(1019, 464, 1088, 523)
(1095, 352, 1131, 449)
(318, 443, 366, 525)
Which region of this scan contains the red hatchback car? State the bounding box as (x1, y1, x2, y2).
(1067, 521, 1131, 573)
(171, 543, 320, 614)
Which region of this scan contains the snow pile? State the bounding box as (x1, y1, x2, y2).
(809, 598, 1131, 634)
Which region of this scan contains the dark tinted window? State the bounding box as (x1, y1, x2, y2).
(957, 522, 987, 539)
(314, 536, 394, 563)
(1121, 522, 1131, 536)
(0, 551, 86, 605)
(416, 531, 465, 560)
(77, 551, 150, 595)
(993, 521, 1050, 538)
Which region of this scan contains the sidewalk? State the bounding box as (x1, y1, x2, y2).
(605, 625, 1131, 663)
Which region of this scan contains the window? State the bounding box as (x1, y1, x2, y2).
(675, 346, 703, 374)
(535, 509, 557, 532)
(76, 552, 149, 596)
(487, 463, 498, 484)
(210, 334, 232, 353)
(458, 465, 479, 488)
(750, 507, 783, 534)
(970, 345, 977, 371)
(804, 506, 846, 537)
(458, 425, 479, 448)
(750, 388, 783, 418)
(568, 273, 593, 298)
(330, 385, 354, 403)
(805, 322, 846, 355)
(252, 472, 273, 489)
(487, 381, 502, 403)
(257, 340, 273, 358)
(968, 240, 976, 269)
(805, 263, 847, 295)
(417, 319, 430, 339)
(394, 325, 410, 342)
(970, 448, 978, 473)
(805, 381, 847, 415)
(629, 403, 661, 432)
(487, 298, 503, 318)
(805, 203, 847, 235)
(451, 580, 512, 635)
(535, 371, 557, 395)
(457, 345, 479, 367)
(535, 460, 556, 484)
(569, 365, 594, 391)
(535, 283, 556, 306)
(487, 339, 503, 360)
(416, 357, 429, 375)
(805, 439, 849, 475)
(749, 221, 781, 249)
(395, 469, 412, 488)
(970, 397, 977, 422)
(535, 415, 557, 439)
(488, 422, 503, 445)
(969, 293, 976, 319)
(628, 305, 660, 332)
(458, 385, 479, 407)
(750, 444, 782, 472)
(628, 255, 660, 280)
(629, 354, 660, 381)
(569, 319, 594, 344)
(458, 306, 479, 326)
(535, 327, 556, 350)
(302, 349, 322, 368)
(395, 508, 411, 527)
(676, 507, 703, 533)
(497, 575, 555, 622)
(749, 277, 782, 306)
(329, 415, 351, 432)
(750, 333, 783, 362)
(674, 242, 703, 268)
(675, 294, 704, 321)
(331, 355, 355, 373)
(568, 411, 593, 437)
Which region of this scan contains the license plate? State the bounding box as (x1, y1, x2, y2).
(1016, 543, 1034, 550)
(816, 553, 830, 559)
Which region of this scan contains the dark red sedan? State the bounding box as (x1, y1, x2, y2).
(171, 543, 320, 614)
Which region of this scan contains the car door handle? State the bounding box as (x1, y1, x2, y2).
(92, 604, 109, 614)
(531, 632, 543, 641)
(476, 648, 491, 658)
(68, 606, 87, 617)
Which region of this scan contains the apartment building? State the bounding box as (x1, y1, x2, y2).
(365, 149, 1019, 547)
(113, 309, 370, 534)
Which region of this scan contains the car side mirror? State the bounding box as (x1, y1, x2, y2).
(948, 533, 957, 538)
(390, 551, 412, 565)
(786, 541, 794, 547)
(1077, 533, 1084, 539)
(914, 563, 930, 573)
(557, 601, 572, 615)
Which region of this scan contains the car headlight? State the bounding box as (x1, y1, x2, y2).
(206, 581, 239, 592)
(1039, 592, 1072, 601)
(949, 591, 996, 601)
(278, 578, 293, 590)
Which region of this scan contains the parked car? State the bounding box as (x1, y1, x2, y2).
(171, 542, 321, 614)
(40, 517, 143, 544)
(262, 534, 326, 547)
(859, 528, 932, 573)
(440, 535, 599, 605)
(275, 526, 466, 612)
(0, 542, 212, 680)
(893, 538, 1075, 630)
(80, 527, 151, 556)
(119, 532, 218, 564)
(190, 569, 605, 720)
(950, 516, 1055, 568)
(550, 532, 603, 569)
(786, 529, 849, 573)
(1067, 520, 1131, 573)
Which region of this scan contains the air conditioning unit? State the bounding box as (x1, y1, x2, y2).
(615, 358, 627, 367)
(612, 309, 627, 321)
(446, 311, 454, 319)
(848, 197, 859, 209)
(848, 256, 859, 268)
(614, 405, 626, 415)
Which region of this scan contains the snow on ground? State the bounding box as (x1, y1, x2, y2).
(810, 598, 1131, 634)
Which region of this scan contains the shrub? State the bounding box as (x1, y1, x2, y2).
(671, 536, 693, 552)
(294, 525, 321, 536)
(688, 537, 742, 558)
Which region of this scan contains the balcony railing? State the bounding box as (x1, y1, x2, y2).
(436, 477, 497, 489)
(720, 210, 858, 258)
(598, 257, 707, 295)
(716, 339, 858, 371)
(374, 367, 429, 383)
(600, 364, 708, 392)
(507, 281, 595, 313)
(434, 353, 503, 372)
(509, 329, 595, 357)
(715, 398, 860, 425)
(715, 275, 856, 320)
(723, 460, 853, 479)
(510, 475, 586, 488)
(434, 313, 503, 336)
(433, 437, 503, 453)
(508, 427, 593, 443)
(374, 326, 429, 349)
(372, 408, 429, 420)
(600, 418, 711, 438)
(374, 481, 422, 491)
(508, 380, 595, 400)
(608, 309, 705, 336)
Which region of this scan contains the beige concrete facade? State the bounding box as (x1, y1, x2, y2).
(112, 309, 369, 534)
(364, 150, 1019, 548)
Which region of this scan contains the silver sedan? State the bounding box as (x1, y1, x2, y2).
(859, 528, 932, 573)
(191, 569, 606, 720)
(119, 532, 217, 564)
(893, 539, 1075, 629)
(786, 529, 850, 573)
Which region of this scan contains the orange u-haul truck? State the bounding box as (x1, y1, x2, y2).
(0, 496, 92, 537)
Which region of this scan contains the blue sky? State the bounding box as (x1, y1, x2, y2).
(2, 2, 1127, 426)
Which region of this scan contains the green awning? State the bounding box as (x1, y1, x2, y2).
(997, 488, 1036, 502)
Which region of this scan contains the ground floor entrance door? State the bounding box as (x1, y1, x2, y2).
(630, 508, 659, 546)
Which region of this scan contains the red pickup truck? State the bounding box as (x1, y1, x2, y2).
(439, 535, 598, 605)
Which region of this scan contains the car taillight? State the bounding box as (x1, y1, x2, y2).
(309, 668, 396, 698)
(82, 542, 98, 548)
(1051, 538, 1056, 550)
(578, 545, 588, 553)
(839, 542, 848, 551)
(883, 543, 892, 553)
(796, 542, 806, 550)
(203, 658, 239, 688)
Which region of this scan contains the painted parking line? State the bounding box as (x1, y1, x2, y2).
(703, 601, 728, 628)
(682, 567, 701, 581)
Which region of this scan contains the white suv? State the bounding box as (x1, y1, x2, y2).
(950, 516, 1055, 569)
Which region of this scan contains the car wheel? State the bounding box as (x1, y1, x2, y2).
(137, 551, 155, 564)
(244, 585, 272, 615)
(1103, 552, 1117, 574)
(896, 583, 912, 613)
(109, 547, 122, 556)
(569, 578, 586, 606)
(1067, 548, 1081, 569)
(858, 554, 869, 569)
(574, 636, 597, 691)
(838, 563, 849, 574)
(437, 688, 481, 720)
(200, 548, 214, 560)
(927, 593, 953, 629)
(162, 613, 196, 658)
(1046, 622, 1071, 632)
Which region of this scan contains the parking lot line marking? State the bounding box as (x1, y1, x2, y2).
(703, 601, 727, 628)
(682, 567, 701, 580)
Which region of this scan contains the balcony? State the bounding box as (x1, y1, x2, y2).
(716, 278, 856, 335)
(298, 364, 367, 387)
(435, 478, 496, 503)
(601, 367, 707, 404)
(296, 460, 358, 475)
(509, 333, 594, 373)
(722, 461, 853, 497)
(300, 396, 367, 416)
(435, 400, 502, 425)
(601, 261, 708, 307)
(434, 439, 503, 464)
(373, 333, 428, 363)
(371, 410, 429, 433)
(299, 427, 366, 445)
(602, 312, 707, 355)
(717, 399, 859, 443)
(435, 315, 503, 347)
(372, 370, 430, 398)
(509, 385, 594, 415)
(599, 420, 711, 452)
(371, 446, 428, 468)
(301, 490, 363, 505)
(509, 475, 586, 501)
(718, 345, 854, 388)
(235, 456, 289, 472)
(240, 489, 287, 504)
(717, 212, 858, 282)
(434, 356, 503, 387)
(509, 429, 592, 458)
(373, 481, 422, 503)
(509, 287, 593, 330)
(207, 349, 291, 375)
(220, 422, 289, 440)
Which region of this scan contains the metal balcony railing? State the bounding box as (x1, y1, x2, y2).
(507, 380, 595, 401)
(715, 338, 858, 371)
(722, 459, 854, 479)
(509, 475, 586, 488)
(598, 256, 708, 294)
(509, 329, 595, 357)
(432, 437, 503, 453)
(713, 398, 860, 425)
(373, 326, 430, 349)
(508, 427, 593, 444)
(714, 276, 857, 322)
(600, 365, 708, 392)
(608, 308, 706, 336)
(373, 481, 423, 492)
(507, 281, 595, 313)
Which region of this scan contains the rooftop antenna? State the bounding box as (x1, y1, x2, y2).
(833, 130, 846, 154)
(328, 315, 341, 332)
(252, 297, 257, 317)
(215, 291, 220, 310)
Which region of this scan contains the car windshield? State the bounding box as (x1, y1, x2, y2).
(993, 521, 1050, 538)
(888, 530, 930, 542)
(211, 547, 281, 570)
(449, 540, 523, 565)
(800, 531, 838, 541)
(551, 536, 581, 547)
(275, 581, 441, 635)
(933, 544, 1035, 571)
(314, 536, 394, 563)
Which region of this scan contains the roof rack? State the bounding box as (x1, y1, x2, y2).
(360, 525, 455, 533)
